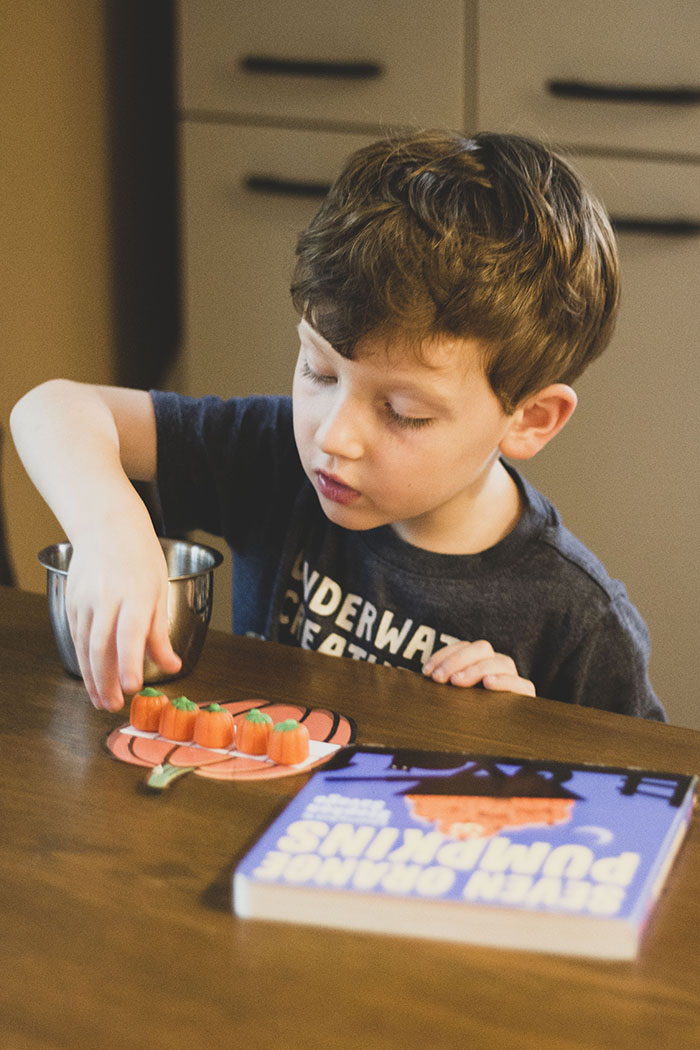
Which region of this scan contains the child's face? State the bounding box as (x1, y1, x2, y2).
(292, 319, 517, 551)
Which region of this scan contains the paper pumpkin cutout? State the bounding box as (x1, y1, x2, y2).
(104, 698, 356, 784)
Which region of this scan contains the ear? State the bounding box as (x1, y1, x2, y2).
(498, 384, 577, 461)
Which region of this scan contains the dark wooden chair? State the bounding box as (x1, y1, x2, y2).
(0, 427, 16, 586)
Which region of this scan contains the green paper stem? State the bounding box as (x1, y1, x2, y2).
(146, 762, 196, 790)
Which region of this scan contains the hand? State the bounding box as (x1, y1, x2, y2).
(422, 639, 536, 696)
(65, 523, 181, 712)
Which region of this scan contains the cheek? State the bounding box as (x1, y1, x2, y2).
(407, 428, 496, 487)
(372, 440, 435, 495)
(292, 390, 321, 459)
(291, 394, 307, 455)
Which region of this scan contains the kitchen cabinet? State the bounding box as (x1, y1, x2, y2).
(477, 0, 700, 157)
(175, 2, 700, 729)
(478, 2, 700, 730)
(519, 155, 700, 731)
(179, 0, 469, 131)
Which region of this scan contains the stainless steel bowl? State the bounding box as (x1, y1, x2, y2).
(38, 538, 224, 682)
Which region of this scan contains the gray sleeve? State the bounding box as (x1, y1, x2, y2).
(544, 595, 667, 722)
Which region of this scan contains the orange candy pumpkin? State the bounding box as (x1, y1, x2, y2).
(129, 687, 168, 732)
(158, 695, 198, 742)
(193, 703, 235, 749)
(236, 708, 273, 755)
(267, 718, 310, 765)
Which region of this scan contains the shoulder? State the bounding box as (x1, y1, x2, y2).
(507, 463, 653, 658)
(508, 466, 665, 719)
(509, 462, 627, 607)
(150, 392, 294, 457)
(150, 390, 293, 433)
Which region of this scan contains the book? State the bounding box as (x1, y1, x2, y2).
(233, 745, 697, 959)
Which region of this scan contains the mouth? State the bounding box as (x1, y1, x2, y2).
(315, 470, 361, 506)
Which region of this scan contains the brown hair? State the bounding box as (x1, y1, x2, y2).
(291, 130, 619, 412)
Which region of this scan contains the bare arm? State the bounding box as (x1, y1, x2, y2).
(10, 379, 157, 527)
(10, 379, 181, 710)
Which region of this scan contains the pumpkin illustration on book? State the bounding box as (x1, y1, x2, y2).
(329, 751, 581, 839)
(402, 758, 581, 838)
(104, 697, 356, 787)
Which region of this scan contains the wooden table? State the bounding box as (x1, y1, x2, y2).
(2, 585, 699, 1050)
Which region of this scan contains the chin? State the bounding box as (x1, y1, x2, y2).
(316, 494, 384, 532)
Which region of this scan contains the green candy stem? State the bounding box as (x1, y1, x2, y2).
(273, 718, 300, 733)
(170, 695, 197, 712)
(245, 708, 273, 725)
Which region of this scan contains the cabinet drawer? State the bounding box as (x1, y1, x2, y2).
(178, 0, 469, 130)
(571, 154, 700, 234)
(179, 124, 376, 398)
(478, 0, 700, 156)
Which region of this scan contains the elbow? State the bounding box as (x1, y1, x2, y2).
(12, 378, 75, 412)
(10, 378, 74, 441)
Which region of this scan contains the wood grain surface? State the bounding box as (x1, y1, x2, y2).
(2, 585, 699, 1050)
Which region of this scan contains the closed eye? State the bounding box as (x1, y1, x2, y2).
(385, 403, 434, 430)
(299, 359, 336, 385)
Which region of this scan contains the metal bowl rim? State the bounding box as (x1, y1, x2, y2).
(38, 538, 224, 581)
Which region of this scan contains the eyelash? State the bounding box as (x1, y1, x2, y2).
(299, 359, 335, 385)
(385, 405, 434, 431)
(299, 359, 434, 430)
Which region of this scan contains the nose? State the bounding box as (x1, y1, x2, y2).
(315, 394, 365, 460)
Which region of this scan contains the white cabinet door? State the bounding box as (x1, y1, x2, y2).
(179, 0, 471, 130)
(520, 155, 700, 728)
(179, 124, 377, 398)
(478, 0, 700, 156)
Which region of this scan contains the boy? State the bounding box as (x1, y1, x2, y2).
(10, 130, 666, 721)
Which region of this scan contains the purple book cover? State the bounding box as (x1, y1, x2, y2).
(233, 746, 696, 956)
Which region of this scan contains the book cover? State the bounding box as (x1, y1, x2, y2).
(233, 746, 696, 959)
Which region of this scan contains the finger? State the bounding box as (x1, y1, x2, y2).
(88, 609, 127, 712)
(144, 603, 182, 677)
(481, 673, 537, 697)
(65, 580, 112, 710)
(114, 603, 153, 697)
(423, 640, 479, 675)
(448, 655, 519, 688)
(77, 634, 104, 710)
(424, 641, 497, 683)
(70, 605, 107, 710)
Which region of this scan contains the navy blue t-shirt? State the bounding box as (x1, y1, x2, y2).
(151, 391, 666, 721)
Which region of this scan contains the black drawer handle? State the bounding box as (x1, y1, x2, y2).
(244, 175, 332, 199)
(611, 216, 700, 236)
(547, 79, 700, 105)
(245, 177, 700, 233)
(241, 55, 383, 80)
